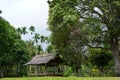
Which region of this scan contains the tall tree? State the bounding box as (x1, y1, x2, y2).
(21, 27, 28, 40)
(33, 33, 40, 55)
(0, 16, 29, 77)
(16, 27, 28, 39)
(0, 16, 16, 77)
(16, 27, 22, 35)
(26, 40, 35, 57)
(46, 44, 56, 53)
(48, 0, 120, 76)
(10, 39, 30, 76)
(0, 10, 2, 14)
(29, 26, 35, 35)
(48, 0, 83, 75)
(76, 0, 120, 76)
(21, 27, 28, 35)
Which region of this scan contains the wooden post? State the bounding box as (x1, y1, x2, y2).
(37, 65, 40, 76)
(36, 65, 39, 76)
(28, 65, 32, 76)
(45, 64, 47, 76)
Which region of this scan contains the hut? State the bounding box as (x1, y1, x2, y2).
(25, 53, 64, 76)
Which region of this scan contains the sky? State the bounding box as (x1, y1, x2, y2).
(0, 0, 51, 40)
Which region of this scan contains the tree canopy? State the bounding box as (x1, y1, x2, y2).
(0, 16, 29, 77)
(48, 0, 120, 76)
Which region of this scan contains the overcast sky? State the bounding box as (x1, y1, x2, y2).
(0, 0, 50, 40)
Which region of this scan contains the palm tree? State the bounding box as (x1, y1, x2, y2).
(0, 10, 2, 14)
(26, 40, 35, 57)
(21, 27, 28, 40)
(16, 27, 22, 35)
(33, 33, 49, 55)
(46, 44, 56, 53)
(37, 44, 44, 54)
(29, 26, 35, 35)
(29, 26, 35, 43)
(33, 33, 40, 55)
(22, 27, 28, 35)
(40, 35, 45, 43)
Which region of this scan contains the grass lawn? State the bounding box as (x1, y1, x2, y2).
(1, 77, 120, 80)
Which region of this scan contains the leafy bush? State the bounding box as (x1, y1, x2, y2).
(63, 66, 72, 77)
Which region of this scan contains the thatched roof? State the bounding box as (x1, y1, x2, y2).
(25, 53, 64, 66)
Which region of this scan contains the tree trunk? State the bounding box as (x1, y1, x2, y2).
(36, 44, 38, 55)
(45, 64, 47, 76)
(0, 67, 4, 77)
(111, 38, 120, 76)
(75, 66, 81, 77)
(113, 47, 120, 76)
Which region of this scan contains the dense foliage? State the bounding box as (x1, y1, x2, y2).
(0, 16, 29, 77)
(48, 0, 120, 76)
(0, 0, 120, 77)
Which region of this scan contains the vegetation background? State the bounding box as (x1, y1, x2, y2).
(0, 0, 120, 78)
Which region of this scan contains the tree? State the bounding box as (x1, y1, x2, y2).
(16, 27, 22, 35)
(76, 0, 120, 76)
(0, 10, 2, 14)
(26, 40, 35, 57)
(0, 16, 17, 77)
(46, 44, 56, 53)
(48, 0, 120, 76)
(37, 44, 44, 54)
(89, 49, 112, 75)
(10, 39, 30, 76)
(21, 27, 28, 35)
(16, 27, 28, 40)
(0, 12, 30, 77)
(69, 29, 88, 76)
(29, 26, 35, 35)
(0, 16, 29, 77)
(33, 33, 40, 55)
(48, 0, 84, 75)
(20, 27, 28, 40)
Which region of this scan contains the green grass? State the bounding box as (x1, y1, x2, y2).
(1, 77, 120, 80)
